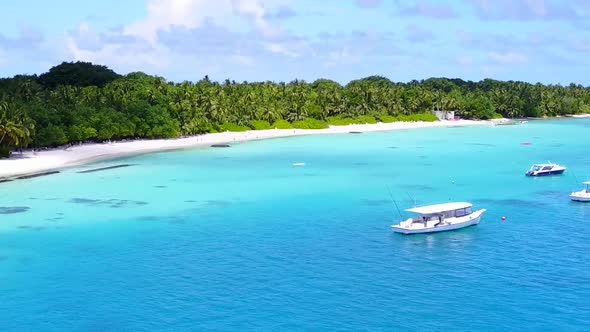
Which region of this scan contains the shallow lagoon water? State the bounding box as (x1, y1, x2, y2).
(1, 118, 590, 331)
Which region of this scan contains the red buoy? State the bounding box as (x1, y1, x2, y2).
(520, 142, 532, 145)
(501, 216, 506, 221)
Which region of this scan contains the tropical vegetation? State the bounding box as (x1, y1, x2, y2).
(1, 61, 590, 157)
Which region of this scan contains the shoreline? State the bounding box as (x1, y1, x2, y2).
(0, 119, 505, 179)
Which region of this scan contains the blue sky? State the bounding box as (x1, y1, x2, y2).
(1, 0, 589, 84)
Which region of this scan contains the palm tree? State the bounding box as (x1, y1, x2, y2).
(0, 102, 33, 150)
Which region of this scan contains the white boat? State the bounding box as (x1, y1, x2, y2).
(391, 202, 486, 235)
(525, 162, 566, 176)
(570, 181, 590, 202)
(492, 119, 526, 126)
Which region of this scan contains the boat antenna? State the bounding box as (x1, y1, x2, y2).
(386, 185, 404, 220)
(406, 191, 417, 207)
(571, 169, 580, 185)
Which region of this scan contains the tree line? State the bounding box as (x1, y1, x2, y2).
(1, 61, 589, 157)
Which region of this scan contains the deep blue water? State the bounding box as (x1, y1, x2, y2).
(1, 118, 590, 331)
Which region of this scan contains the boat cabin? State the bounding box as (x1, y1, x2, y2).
(531, 164, 554, 172)
(405, 202, 474, 223)
(526, 162, 566, 176)
(392, 201, 486, 234)
(570, 181, 590, 202)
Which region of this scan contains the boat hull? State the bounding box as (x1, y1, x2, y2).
(526, 169, 565, 176)
(570, 194, 590, 202)
(392, 210, 486, 235)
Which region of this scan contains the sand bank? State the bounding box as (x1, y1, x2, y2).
(0, 120, 487, 179)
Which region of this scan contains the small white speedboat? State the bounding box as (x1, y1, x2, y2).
(391, 202, 486, 235)
(525, 162, 566, 176)
(570, 181, 590, 202)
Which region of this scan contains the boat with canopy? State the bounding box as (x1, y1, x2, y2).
(570, 181, 590, 202)
(391, 202, 486, 234)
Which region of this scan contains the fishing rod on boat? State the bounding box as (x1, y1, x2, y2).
(565, 166, 580, 187)
(386, 185, 404, 220)
(571, 169, 580, 184)
(569, 169, 585, 191)
(406, 191, 417, 207)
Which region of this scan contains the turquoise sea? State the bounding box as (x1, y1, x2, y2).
(1, 118, 590, 331)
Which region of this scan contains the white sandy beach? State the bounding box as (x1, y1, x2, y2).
(0, 120, 488, 178)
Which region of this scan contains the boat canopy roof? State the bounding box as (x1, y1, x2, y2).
(405, 202, 473, 215)
(584, 181, 590, 185)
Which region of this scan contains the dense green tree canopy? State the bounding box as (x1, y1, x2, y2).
(1, 61, 589, 157)
(37, 61, 122, 89)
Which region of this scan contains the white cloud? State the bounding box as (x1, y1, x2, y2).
(488, 51, 528, 64)
(326, 48, 359, 66)
(61, 0, 301, 77)
(264, 42, 297, 57)
(123, 0, 234, 44)
(230, 0, 288, 38)
(122, 0, 285, 44)
(63, 0, 297, 66)
(230, 54, 255, 66)
(66, 23, 171, 70)
(456, 55, 474, 66)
